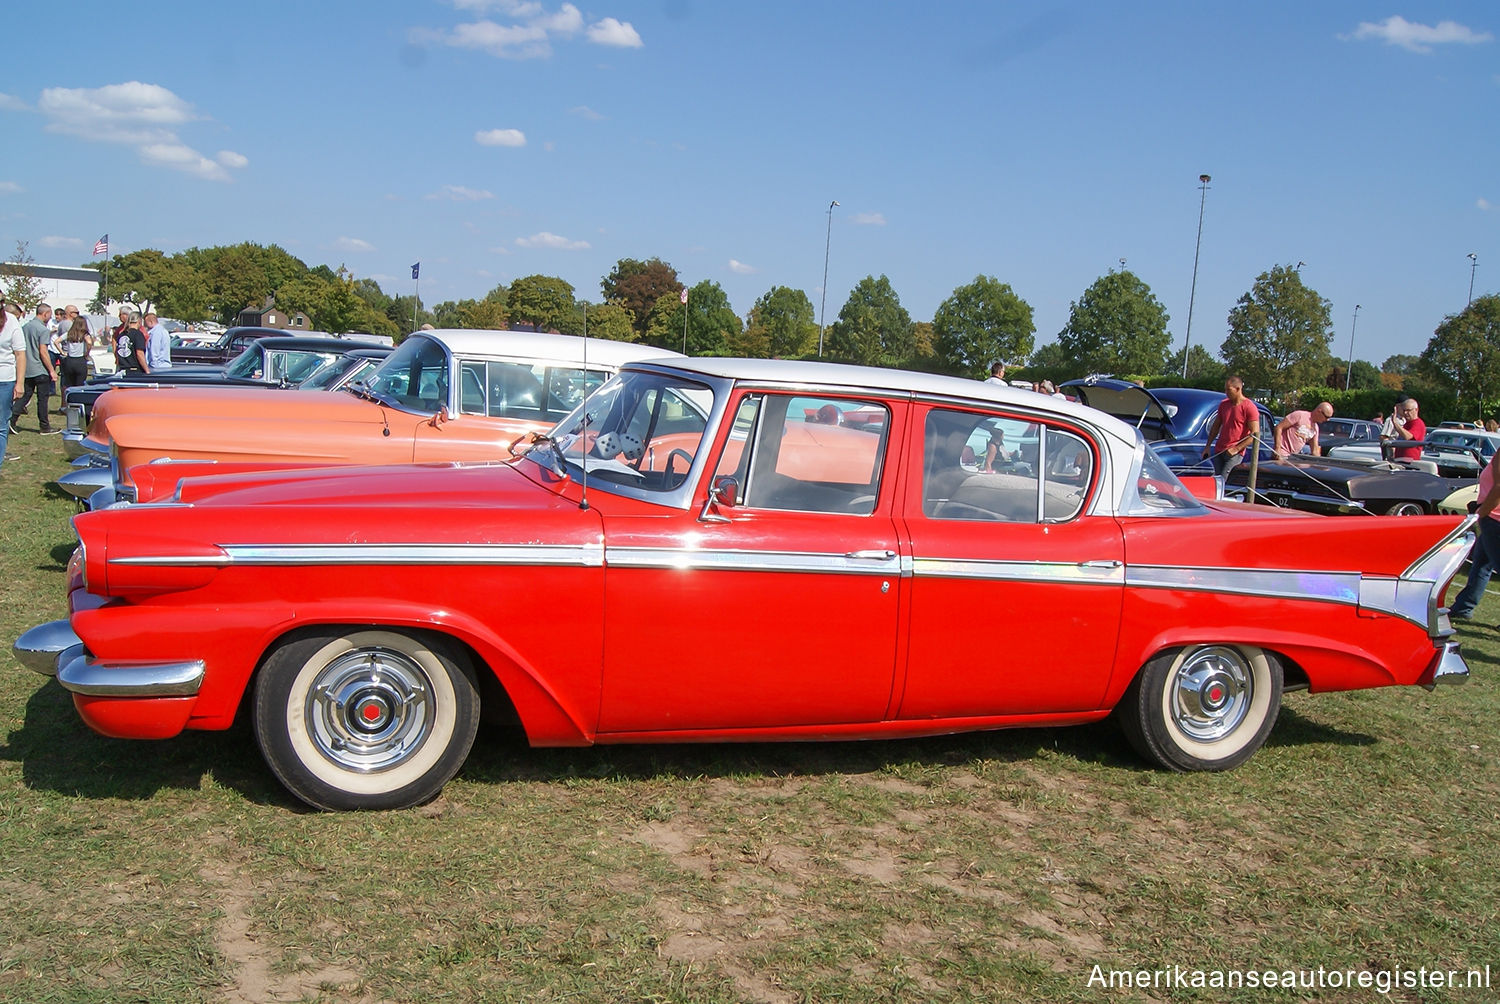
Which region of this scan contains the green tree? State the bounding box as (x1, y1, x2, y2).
(601, 257, 681, 339)
(508, 275, 577, 333)
(582, 301, 637, 342)
(931, 275, 1034, 377)
(1055, 270, 1170, 376)
(91, 248, 180, 314)
(1345, 359, 1383, 391)
(1219, 265, 1333, 395)
(1164, 344, 1226, 385)
(743, 286, 816, 358)
(645, 281, 740, 355)
(827, 275, 913, 367)
(1421, 294, 1500, 411)
(1, 241, 48, 310)
(270, 274, 332, 325)
(1382, 353, 1420, 375)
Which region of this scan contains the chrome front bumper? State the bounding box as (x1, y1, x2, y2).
(57, 466, 112, 502)
(13, 620, 204, 697)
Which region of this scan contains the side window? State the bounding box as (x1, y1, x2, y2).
(714, 394, 888, 514)
(922, 408, 1094, 523)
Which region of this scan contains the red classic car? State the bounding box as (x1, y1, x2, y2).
(15, 358, 1473, 811)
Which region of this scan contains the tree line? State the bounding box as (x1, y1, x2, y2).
(2, 241, 1494, 415)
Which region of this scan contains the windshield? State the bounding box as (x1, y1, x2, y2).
(300, 354, 368, 390)
(527, 370, 716, 493)
(361, 335, 449, 412)
(223, 344, 267, 380)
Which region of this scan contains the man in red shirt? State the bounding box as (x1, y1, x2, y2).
(1388, 397, 1426, 461)
(1201, 375, 1261, 477)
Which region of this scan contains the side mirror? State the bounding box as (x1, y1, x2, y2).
(699, 475, 739, 524)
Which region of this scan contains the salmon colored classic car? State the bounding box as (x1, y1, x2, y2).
(72, 329, 682, 507)
(15, 358, 1473, 811)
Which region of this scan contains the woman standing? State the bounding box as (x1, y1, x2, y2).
(59, 316, 93, 395)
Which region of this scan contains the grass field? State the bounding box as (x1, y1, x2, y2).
(2, 419, 1497, 1003)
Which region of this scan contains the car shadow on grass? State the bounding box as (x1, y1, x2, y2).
(1, 679, 1380, 809)
(0, 677, 297, 808)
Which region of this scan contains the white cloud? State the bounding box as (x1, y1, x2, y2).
(1480, 198, 1495, 211)
(851, 212, 887, 226)
(515, 231, 590, 250)
(424, 3, 639, 59)
(476, 127, 527, 147)
(37, 235, 85, 249)
(426, 184, 496, 201)
(569, 105, 604, 120)
(335, 236, 375, 252)
(0, 93, 26, 112)
(0, 181, 21, 194)
(587, 17, 643, 48)
(1349, 16, 1492, 53)
(728, 259, 757, 275)
(35, 82, 243, 181)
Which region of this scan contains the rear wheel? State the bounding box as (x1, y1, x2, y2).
(1119, 644, 1282, 771)
(1384, 501, 1426, 516)
(253, 629, 480, 811)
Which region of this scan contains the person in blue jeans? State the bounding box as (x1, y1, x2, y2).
(1453, 451, 1500, 621)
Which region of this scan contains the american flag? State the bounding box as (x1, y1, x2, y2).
(93, 234, 109, 256)
(679, 288, 688, 304)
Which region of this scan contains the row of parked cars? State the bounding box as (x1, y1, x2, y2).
(13, 333, 1476, 811)
(1061, 377, 1482, 517)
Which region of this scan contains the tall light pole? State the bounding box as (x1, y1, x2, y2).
(1345, 304, 1361, 391)
(1181, 174, 1211, 379)
(1468, 252, 1478, 305)
(818, 200, 838, 357)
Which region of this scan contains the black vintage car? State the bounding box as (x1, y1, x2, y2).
(168, 325, 289, 366)
(1224, 453, 1473, 516)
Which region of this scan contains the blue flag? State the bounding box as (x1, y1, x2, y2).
(411, 262, 420, 280)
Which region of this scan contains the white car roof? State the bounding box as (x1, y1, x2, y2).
(415, 329, 682, 366)
(626, 356, 1144, 448)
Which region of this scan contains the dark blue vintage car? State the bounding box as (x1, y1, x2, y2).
(1060, 377, 1273, 471)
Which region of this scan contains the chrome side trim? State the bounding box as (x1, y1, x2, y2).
(914, 556, 1126, 586)
(106, 543, 607, 568)
(606, 546, 902, 576)
(12, 620, 82, 676)
(57, 657, 205, 698)
(1128, 565, 1362, 606)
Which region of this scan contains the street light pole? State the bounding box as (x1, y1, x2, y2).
(1345, 304, 1361, 391)
(1181, 174, 1211, 379)
(818, 200, 838, 357)
(1468, 253, 1478, 305)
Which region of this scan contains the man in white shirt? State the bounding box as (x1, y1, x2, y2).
(983, 361, 1007, 386)
(144, 311, 173, 371)
(1, 301, 27, 456)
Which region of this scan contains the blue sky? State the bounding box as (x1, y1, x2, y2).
(1, 1, 1495, 368)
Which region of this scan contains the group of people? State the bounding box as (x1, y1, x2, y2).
(0, 302, 174, 465)
(1201, 377, 1436, 476)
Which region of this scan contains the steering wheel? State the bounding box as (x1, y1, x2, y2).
(663, 449, 694, 489)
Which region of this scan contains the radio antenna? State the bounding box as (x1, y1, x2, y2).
(579, 302, 589, 511)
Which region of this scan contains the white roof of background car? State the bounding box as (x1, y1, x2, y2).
(624, 355, 1144, 447)
(419, 328, 683, 366)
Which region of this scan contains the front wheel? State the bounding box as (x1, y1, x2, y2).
(253, 629, 480, 811)
(1384, 501, 1427, 516)
(1119, 644, 1282, 772)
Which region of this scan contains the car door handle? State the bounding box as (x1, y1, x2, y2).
(1078, 559, 1123, 569)
(846, 549, 897, 560)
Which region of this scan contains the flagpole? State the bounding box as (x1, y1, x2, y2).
(680, 287, 688, 355)
(412, 264, 420, 332)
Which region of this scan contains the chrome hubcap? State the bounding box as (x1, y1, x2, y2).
(306, 647, 432, 773)
(1170, 646, 1252, 742)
